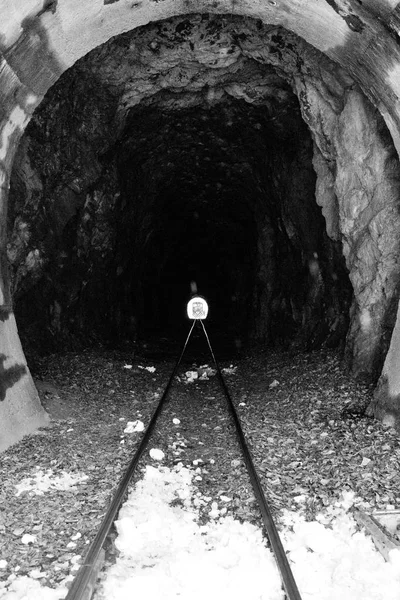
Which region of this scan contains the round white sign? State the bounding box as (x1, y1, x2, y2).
(187, 296, 209, 320)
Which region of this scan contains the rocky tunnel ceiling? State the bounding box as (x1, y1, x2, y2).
(6, 14, 400, 383)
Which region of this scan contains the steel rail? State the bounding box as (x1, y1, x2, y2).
(200, 320, 302, 600)
(65, 316, 302, 600)
(65, 320, 196, 600)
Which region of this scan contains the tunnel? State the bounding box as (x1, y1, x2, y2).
(2, 3, 400, 450)
(5, 16, 376, 355)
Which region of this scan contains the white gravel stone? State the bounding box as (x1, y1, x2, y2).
(149, 448, 165, 461)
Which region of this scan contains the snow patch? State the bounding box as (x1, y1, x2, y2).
(283, 510, 400, 599)
(95, 465, 282, 600)
(138, 365, 156, 373)
(93, 467, 400, 600)
(21, 534, 36, 545)
(222, 365, 237, 375)
(15, 468, 88, 497)
(4, 469, 400, 600)
(124, 420, 144, 433)
(149, 448, 165, 461)
(0, 577, 67, 600)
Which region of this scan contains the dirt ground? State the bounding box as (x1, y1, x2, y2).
(1, 337, 400, 591)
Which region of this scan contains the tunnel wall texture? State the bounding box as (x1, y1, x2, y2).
(2, 0, 400, 447)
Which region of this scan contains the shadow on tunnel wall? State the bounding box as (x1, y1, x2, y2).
(0, 354, 26, 402)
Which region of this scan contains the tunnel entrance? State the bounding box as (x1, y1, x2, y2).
(7, 14, 400, 379)
(114, 102, 261, 344)
(112, 99, 349, 352)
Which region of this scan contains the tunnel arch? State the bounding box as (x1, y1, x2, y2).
(2, 0, 400, 449)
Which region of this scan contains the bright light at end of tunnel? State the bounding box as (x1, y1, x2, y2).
(187, 297, 209, 320)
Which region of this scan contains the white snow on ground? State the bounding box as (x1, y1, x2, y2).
(14, 467, 88, 497)
(149, 448, 165, 461)
(282, 509, 400, 600)
(182, 364, 237, 383)
(0, 578, 68, 600)
(137, 365, 156, 373)
(95, 464, 283, 600)
(222, 365, 237, 375)
(93, 465, 400, 600)
(123, 420, 144, 434)
(2, 464, 400, 600)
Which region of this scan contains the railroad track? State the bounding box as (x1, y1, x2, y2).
(65, 298, 302, 600)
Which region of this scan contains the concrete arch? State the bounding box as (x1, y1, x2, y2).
(1, 0, 400, 449)
(2, 2, 400, 175)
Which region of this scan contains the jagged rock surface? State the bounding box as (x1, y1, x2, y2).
(7, 15, 400, 383)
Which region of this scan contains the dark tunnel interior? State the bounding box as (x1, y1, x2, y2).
(7, 15, 354, 358)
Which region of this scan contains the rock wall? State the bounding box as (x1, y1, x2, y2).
(1, 2, 400, 447)
(299, 82, 400, 382)
(336, 92, 400, 382)
(7, 19, 353, 354)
